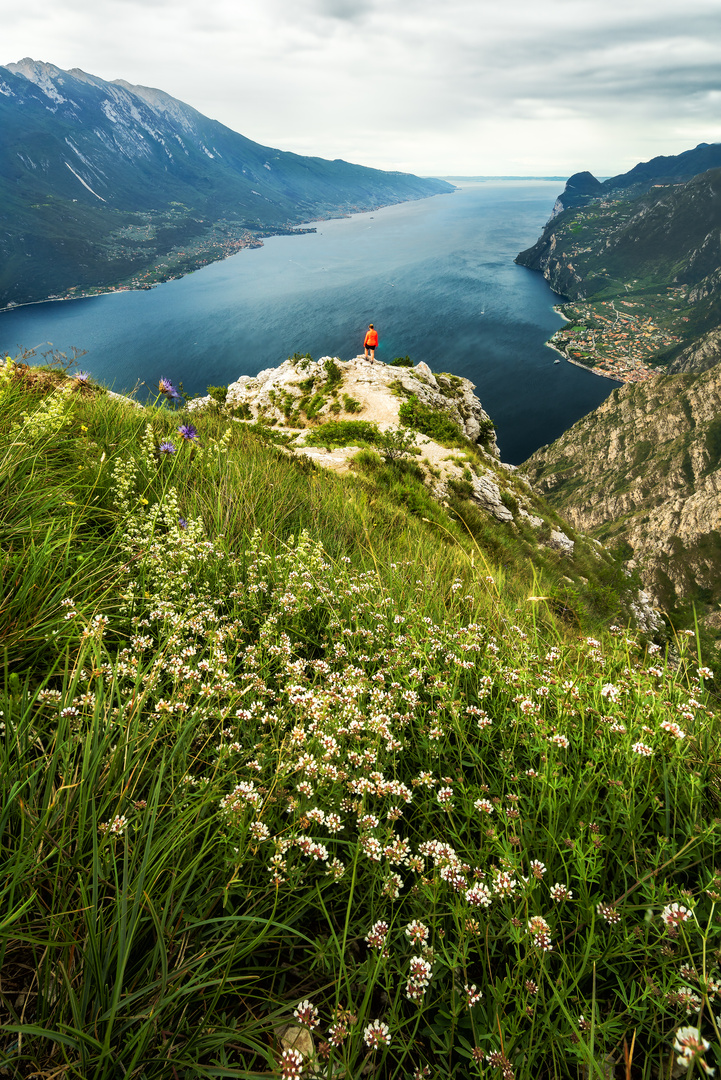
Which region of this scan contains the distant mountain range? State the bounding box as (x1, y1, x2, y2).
(0, 58, 453, 307)
(549, 143, 721, 215)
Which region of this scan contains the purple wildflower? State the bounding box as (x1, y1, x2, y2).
(178, 424, 198, 442)
(74, 371, 91, 383)
(159, 441, 176, 455)
(178, 517, 188, 530)
(159, 378, 180, 399)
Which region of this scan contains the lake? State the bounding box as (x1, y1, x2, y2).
(0, 180, 618, 464)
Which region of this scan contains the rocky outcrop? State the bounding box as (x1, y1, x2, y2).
(523, 364, 721, 625)
(189, 354, 582, 543)
(214, 355, 500, 451)
(668, 327, 721, 374)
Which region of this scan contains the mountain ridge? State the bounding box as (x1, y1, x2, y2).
(517, 145, 721, 636)
(550, 143, 721, 215)
(0, 58, 453, 307)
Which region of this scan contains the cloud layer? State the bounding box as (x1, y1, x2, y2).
(5, 0, 721, 175)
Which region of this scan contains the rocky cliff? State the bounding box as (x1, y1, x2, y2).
(523, 361, 721, 633)
(515, 163, 721, 373)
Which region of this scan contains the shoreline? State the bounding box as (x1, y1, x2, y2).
(0, 234, 270, 315)
(544, 340, 622, 384)
(548, 306, 654, 386)
(0, 193, 447, 316)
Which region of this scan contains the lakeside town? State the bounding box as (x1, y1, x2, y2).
(548, 288, 687, 383)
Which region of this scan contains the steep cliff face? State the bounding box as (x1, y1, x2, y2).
(668, 327, 721, 374)
(517, 168, 721, 305)
(523, 363, 721, 629)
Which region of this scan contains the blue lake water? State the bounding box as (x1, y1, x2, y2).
(0, 180, 618, 464)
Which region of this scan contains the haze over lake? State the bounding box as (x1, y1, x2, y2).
(0, 180, 617, 464)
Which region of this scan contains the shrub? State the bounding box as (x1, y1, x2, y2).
(206, 384, 228, 405)
(378, 427, 417, 463)
(303, 419, 382, 448)
(324, 357, 343, 387)
(477, 416, 496, 447)
(399, 393, 465, 446)
(390, 355, 414, 367)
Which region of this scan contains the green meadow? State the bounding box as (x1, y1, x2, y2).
(1, 356, 719, 1079)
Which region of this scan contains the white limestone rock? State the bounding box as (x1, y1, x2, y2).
(629, 589, 663, 634)
(518, 507, 544, 528)
(470, 472, 514, 523)
(548, 528, 575, 555)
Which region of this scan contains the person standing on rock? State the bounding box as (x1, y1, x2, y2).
(364, 324, 379, 362)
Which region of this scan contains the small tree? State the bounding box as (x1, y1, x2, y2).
(379, 426, 417, 463)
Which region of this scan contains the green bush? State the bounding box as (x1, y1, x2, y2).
(206, 384, 228, 405)
(390, 355, 414, 367)
(303, 419, 382, 448)
(324, 357, 343, 387)
(398, 393, 465, 446)
(477, 416, 496, 447)
(378, 426, 417, 463)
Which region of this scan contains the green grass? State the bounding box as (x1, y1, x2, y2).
(1, 360, 720, 1079)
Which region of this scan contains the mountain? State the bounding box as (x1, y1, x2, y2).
(515, 145, 721, 635)
(0, 58, 453, 306)
(551, 143, 721, 215)
(515, 151, 721, 375)
(523, 359, 721, 636)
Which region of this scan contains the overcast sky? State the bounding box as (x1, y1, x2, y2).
(4, 0, 721, 177)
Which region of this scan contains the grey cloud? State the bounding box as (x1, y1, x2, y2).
(3, 0, 721, 175)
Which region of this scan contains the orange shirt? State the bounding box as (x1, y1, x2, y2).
(364, 329, 378, 347)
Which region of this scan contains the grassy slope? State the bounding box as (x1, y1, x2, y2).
(1, 361, 720, 1079)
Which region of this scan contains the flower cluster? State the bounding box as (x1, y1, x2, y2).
(405, 955, 433, 1002)
(673, 1027, 715, 1076)
(363, 1019, 391, 1049)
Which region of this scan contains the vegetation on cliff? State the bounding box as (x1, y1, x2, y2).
(1, 353, 720, 1079)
